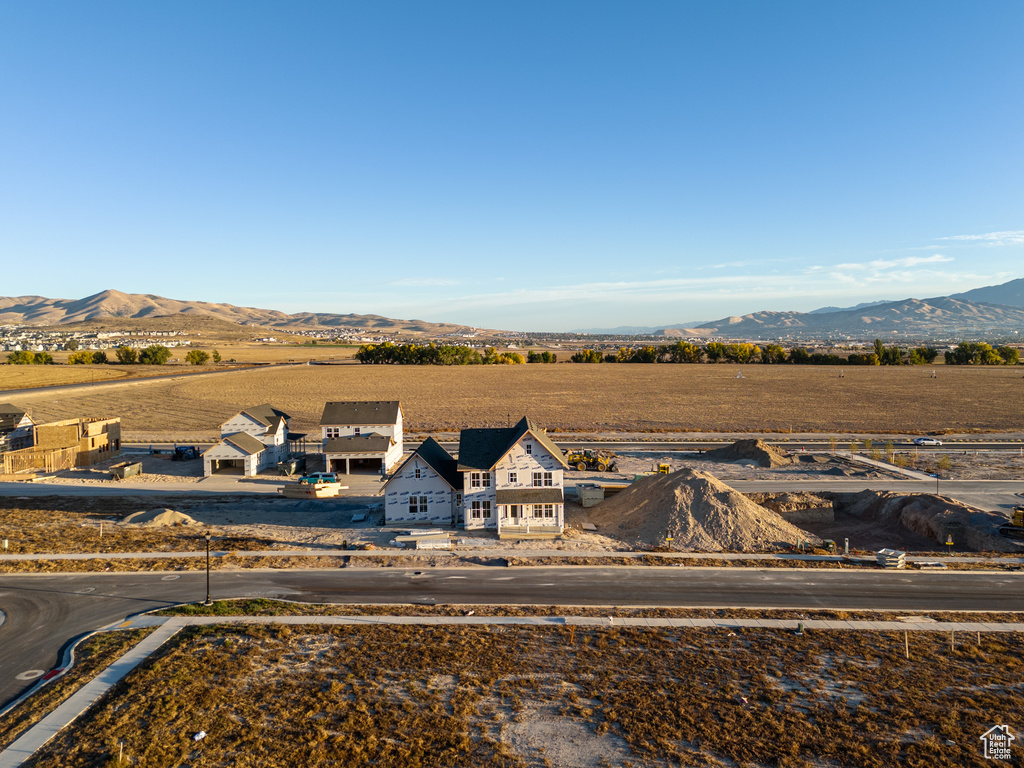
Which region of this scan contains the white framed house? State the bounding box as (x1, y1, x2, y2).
(320, 401, 403, 474)
(457, 417, 569, 537)
(382, 437, 462, 525)
(203, 403, 292, 477)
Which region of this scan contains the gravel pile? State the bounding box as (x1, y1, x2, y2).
(587, 469, 816, 551)
(702, 439, 793, 468)
(123, 508, 199, 527)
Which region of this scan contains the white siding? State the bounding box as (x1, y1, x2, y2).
(203, 441, 262, 477)
(384, 457, 455, 525)
(220, 413, 265, 440)
(462, 471, 496, 530)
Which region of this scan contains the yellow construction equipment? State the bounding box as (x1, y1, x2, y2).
(564, 449, 617, 472)
(998, 506, 1024, 540)
(655, 463, 671, 474)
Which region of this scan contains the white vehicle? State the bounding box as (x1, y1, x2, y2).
(912, 437, 943, 446)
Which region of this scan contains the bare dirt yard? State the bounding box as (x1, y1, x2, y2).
(29, 623, 1024, 767)
(5, 364, 1024, 439)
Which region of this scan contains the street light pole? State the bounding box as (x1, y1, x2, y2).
(204, 533, 212, 606)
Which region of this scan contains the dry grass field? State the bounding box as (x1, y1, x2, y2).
(5, 363, 1024, 437)
(0, 365, 130, 389)
(30, 623, 1023, 767)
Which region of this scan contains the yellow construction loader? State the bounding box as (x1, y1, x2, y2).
(998, 506, 1024, 541)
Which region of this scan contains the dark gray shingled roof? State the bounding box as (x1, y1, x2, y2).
(324, 433, 394, 454)
(457, 417, 569, 471)
(495, 488, 564, 505)
(385, 437, 461, 489)
(238, 403, 290, 434)
(320, 401, 402, 426)
(0, 403, 29, 432)
(223, 432, 268, 456)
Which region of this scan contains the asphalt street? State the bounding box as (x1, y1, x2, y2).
(2, 566, 1023, 709)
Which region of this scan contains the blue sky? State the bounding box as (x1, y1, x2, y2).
(2, 2, 1022, 331)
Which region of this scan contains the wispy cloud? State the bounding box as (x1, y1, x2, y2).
(810, 254, 954, 274)
(938, 230, 1024, 247)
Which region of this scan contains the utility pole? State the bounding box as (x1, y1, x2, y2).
(204, 533, 213, 606)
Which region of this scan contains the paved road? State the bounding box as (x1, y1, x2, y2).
(2, 566, 1023, 709)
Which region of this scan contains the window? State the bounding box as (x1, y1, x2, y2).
(354, 427, 362, 435)
(414, 466, 422, 479)
(470, 500, 491, 519)
(471, 472, 491, 488)
(539, 504, 555, 518)
(532, 471, 553, 487)
(508, 471, 517, 484)
(525, 443, 533, 455)
(408, 496, 427, 515)
(542, 472, 553, 487)
(325, 427, 340, 438)
(455, 493, 462, 508)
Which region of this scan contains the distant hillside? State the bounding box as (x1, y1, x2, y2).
(951, 277, 1024, 308)
(694, 296, 1024, 339)
(571, 322, 707, 335)
(0, 289, 481, 336)
(809, 300, 891, 314)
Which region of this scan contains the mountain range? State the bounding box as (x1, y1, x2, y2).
(2, 279, 1023, 340)
(0, 290, 477, 336)
(574, 278, 1024, 339)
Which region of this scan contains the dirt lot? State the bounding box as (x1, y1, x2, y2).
(909, 448, 1024, 481)
(5, 364, 1024, 438)
(29, 623, 1024, 767)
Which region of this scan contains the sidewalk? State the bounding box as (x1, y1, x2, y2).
(839, 450, 936, 480)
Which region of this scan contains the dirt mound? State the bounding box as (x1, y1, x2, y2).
(832, 491, 1021, 553)
(123, 508, 198, 527)
(702, 439, 792, 468)
(587, 469, 816, 552)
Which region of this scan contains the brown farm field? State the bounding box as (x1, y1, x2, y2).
(0, 365, 131, 389)
(5, 364, 1024, 437)
(30, 623, 1024, 767)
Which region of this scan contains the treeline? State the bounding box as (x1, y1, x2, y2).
(572, 339, 944, 365)
(944, 342, 1019, 365)
(6, 345, 222, 366)
(355, 342, 558, 365)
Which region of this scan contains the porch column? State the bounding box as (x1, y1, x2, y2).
(345, 458, 350, 474)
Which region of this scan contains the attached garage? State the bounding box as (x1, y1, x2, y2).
(203, 433, 268, 477)
(324, 434, 394, 475)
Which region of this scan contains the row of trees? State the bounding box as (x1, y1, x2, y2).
(944, 342, 1019, 365)
(571, 340, 944, 365)
(355, 342, 546, 365)
(7, 346, 222, 366)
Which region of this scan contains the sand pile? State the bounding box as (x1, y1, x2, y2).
(703, 439, 792, 468)
(123, 508, 198, 527)
(587, 469, 816, 552)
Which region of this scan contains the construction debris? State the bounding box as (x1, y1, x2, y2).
(876, 548, 907, 568)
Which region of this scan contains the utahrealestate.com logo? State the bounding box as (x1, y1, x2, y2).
(980, 725, 1015, 760)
